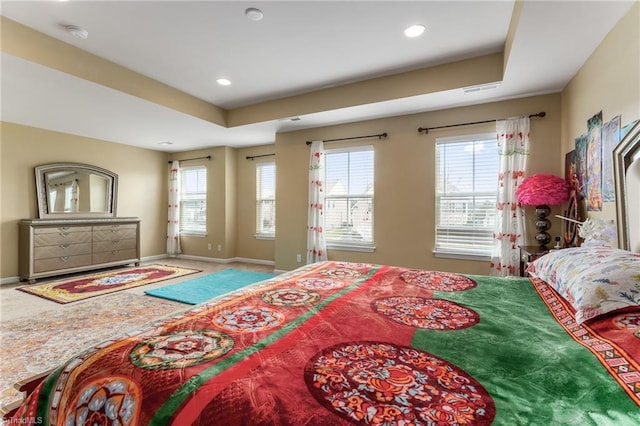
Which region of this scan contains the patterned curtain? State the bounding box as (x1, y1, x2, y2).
(70, 180, 79, 212)
(490, 117, 530, 277)
(307, 141, 327, 264)
(167, 160, 181, 257)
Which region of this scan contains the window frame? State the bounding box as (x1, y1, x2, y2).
(179, 165, 207, 236)
(324, 145, 375, 252)
(434, 133, 498, 260)
(255, 161, 276, 239)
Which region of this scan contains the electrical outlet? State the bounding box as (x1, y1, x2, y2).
(207, 243, 212, 251)
(296, 254, 302, 263)
(217, 244, 222, 252)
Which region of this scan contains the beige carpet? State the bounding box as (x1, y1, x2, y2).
(0, 292, 184, 408)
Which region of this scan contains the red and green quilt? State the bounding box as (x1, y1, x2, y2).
(11, 261, 640, 425)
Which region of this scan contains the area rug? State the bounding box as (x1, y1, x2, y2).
(0, 292, 184, 409)
(17, 264, 201, 304)
(144, 268, 276, 304)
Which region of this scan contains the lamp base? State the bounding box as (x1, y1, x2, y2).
(534, 205, 552, 249)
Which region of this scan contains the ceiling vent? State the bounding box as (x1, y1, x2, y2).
(462, 82, 501, 94)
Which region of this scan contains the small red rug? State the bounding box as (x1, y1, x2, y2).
(17, 264, 201, 304)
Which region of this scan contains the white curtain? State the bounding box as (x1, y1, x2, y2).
(167, 160, 181, 257)
(307, 141, 328, 264)
(70, 180, 79, 212)
(490, 117, 530, 277)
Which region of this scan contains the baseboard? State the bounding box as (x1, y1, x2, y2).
(0, 276, 20, 286)
(173, 254, 275, 267)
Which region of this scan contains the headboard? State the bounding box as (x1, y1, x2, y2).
(613, 121, 640, 252)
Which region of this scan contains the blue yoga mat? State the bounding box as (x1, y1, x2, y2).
(144, 268, 275, 304)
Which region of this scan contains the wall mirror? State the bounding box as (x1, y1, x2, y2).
(35, 163, 118, 219)
(613, 120, 640, 252)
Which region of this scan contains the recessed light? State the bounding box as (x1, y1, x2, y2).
(404, 24, 425, 38)
(245, 7, 264, 21)
(216, 78, 231, 86)
(65, 25, 88, 40)
(158, 141, 173, 146)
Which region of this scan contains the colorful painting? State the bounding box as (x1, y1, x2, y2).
(565, 150, 579, 192)
(574, 133, 588, 200)
(586, 111, 603, 211)
(601, 116, 621, 202)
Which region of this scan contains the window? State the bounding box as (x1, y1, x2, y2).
(435, 133, 498, 258)
(180, 166, 207, 235)
(256, 162, 276, 237)
(325, 146, 374, 249)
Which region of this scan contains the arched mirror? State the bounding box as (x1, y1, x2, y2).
(35, 163, 118, 219)
(613, 121, 640, 252)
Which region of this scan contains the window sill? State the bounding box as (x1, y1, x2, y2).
(327, 243, 376, 253)
(433, 250, 490, 261)
(180, 232, 207, 238)
(254, 234, 275, 240)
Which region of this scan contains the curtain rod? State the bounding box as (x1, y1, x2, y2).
(168, 155, 211, 164)
(417, 112, 546, 134)
(246, 153, 275, 160)
(306, 132, 388, 145)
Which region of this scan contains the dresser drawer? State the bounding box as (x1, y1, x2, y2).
(35, 230, 92, 247)
(34, 226, 92, 235)
(93, 249, 138, 264)
(93, 226, 137, 242)
(34, 242, 92, 260)
(93, 238, 137, 253)
(34, 254, 92, 273)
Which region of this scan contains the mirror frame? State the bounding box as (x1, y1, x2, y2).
(35, 162, 118, 219)
(613, 120, 640, 251)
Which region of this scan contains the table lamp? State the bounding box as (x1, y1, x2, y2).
(516, 173, 570, 249)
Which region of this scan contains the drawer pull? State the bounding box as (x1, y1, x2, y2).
(59, 232, 70, 237)
(112, 240, 120, 244)
(60, 256, 70, 262)
(59, 244, 70, 249)
(58, 226, 70, 231)
(111, 250, 120, 254)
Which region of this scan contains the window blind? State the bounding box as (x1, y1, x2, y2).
(256, 162, 276, 236)
(325, 146, 374, 246)
(180, 166, 207, 234)
(435, 135, 498, 256)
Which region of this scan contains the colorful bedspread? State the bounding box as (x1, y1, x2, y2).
(11, 261, 640, 425)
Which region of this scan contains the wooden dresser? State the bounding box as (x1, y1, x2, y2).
(19, 218, 140, 283)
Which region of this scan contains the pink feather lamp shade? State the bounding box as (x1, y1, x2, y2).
(517, 174, 570, 248)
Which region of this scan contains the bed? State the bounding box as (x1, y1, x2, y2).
(7, 123, 640, 425)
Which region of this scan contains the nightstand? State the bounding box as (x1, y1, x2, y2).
(518, 245, 549, 277)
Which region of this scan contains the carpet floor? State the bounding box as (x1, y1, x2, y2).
(0, 292, 184, 408)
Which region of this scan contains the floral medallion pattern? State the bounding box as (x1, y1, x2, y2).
(400, 270, 477, 292)
(613, 313, 640, 330)
(296, 277, 345, 291)
(372, 297, 479, 330)
(212, 306, 285, 332)
(319, 267, 361, 279)
(305, 342, 495, 425)
(130, 329, 234, 370)
(64, 376, 140, 426)
(261, 288, 321, 307)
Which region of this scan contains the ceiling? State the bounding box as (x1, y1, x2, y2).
(0, 0, 635, 152)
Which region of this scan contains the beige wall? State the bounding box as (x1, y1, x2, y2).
(0, 122, 169, 278)
(235, 145, 276, 262)
(274, 94, 562, 273)
(168, 147, 232, 259)
(560, 2, 640, 222)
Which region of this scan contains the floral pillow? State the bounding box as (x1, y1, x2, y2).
(526, 246, 640, 323)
